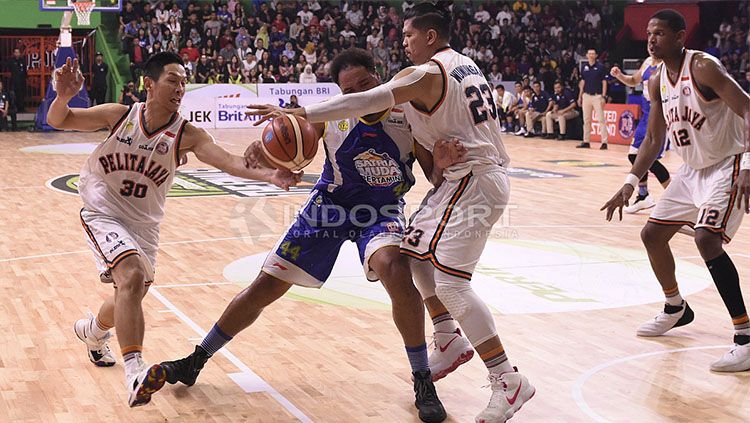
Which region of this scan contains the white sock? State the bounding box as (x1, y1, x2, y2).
(90, 317, 109, 339)
(736, 328, 750, 337)
(123, 352, 144, 381)
(665, 294, 684, 307)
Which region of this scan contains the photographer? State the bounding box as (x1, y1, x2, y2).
(118, 82, 139, 105)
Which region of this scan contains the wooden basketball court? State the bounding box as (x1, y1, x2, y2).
(1, 129, 748, 422)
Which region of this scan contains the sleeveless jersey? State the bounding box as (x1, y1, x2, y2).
(640, 57, 659, 115)
(659, 50, 744, 169)
(79, 102, 187, 224)
(315, 108, 415, 210)
(403, 47, 510, 180)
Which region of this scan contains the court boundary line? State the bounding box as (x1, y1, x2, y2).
(571, 345, 730, 422)
(149, 287, 312, 422)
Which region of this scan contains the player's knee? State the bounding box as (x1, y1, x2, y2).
(628, 154, 637, 164)
(693, 229, 724, 259)
(115, 268, 146, 297)
(640, 223, 669, 248)
(434, 282, 472, 321)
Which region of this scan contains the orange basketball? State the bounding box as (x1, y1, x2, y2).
(260, 114, 318, 171)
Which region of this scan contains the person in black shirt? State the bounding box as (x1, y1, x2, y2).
(90, 52, 108, 106)
(9, 48, 27, 112)
(118, 81, 139, 105)
(544, 80, 579, 140)
(524, 81, 553, 137)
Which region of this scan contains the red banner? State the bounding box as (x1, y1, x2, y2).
(590, 104, 641, 145)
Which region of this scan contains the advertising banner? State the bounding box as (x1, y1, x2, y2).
(178, 83, 341, 129)
(589, 104, 641, 145)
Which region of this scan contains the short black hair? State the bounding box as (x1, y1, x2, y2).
(532, 80, 541, 86)
(144, 52, 184, 81)
(330, 48, 375, 85)
(403, 1, 452, 41)
(651, 9, 686, 33)
(554, 79, 564, 85)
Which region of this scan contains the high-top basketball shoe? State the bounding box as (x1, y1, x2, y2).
(412, 370, 447, 422)
(637, 301, 694, 337)
(127, 362, 167, 407)
(73, 312, 116, 367)
(429, 328, 474, 382)
(710, 335, 750, 372)
(475, 368, 535, 423)
(161, 345, 211, 386)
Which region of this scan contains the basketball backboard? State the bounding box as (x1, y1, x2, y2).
(39, 0, 122, 12)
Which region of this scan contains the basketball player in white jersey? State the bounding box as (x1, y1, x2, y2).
(249, 3, 535, 421)
(602, 10, 750, 372)
(47, 52, 300, 407)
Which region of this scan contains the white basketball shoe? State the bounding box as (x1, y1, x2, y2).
(74, 312, 116, 367)
(624, 194, 655, 214)
(429, 328, 474, 382)
(710, 336, 750, 372)
(637, 301, 694, 337)
(127, 362, 167, 407)
(475, 368, 536, 423)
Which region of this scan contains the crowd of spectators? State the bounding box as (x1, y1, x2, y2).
(117, 0, 616, 92)
(707, 1, 750, 92)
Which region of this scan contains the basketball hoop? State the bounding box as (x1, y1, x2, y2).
(71, 1, 95, 26)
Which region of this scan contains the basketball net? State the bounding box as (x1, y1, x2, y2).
(71, 1, 95, 26)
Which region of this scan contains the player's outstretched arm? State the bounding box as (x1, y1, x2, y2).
(247, 64, 442, 125)
(181, 124, 302, 191)
(601, 72, 666, 221)
(610, 62, 644, 88)
(47, 57, 128, 132)
(691, 53, 750, 213)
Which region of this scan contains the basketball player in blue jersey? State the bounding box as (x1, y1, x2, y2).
(161, 48, 474, 422)
(48, 52, 300, 407)
(603, 9, 750, 372)
(610, 53, 671, 214)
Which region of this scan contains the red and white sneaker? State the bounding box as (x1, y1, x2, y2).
(476, 368, 535, 423)
(428, 328, 474, 382)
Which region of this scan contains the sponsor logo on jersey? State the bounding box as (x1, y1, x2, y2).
(124, 121, 134, 131)
(385, 221, 401, 233)
(105, 232, 119, 242)
(618, 110, 635, 138)
(47, 171, 319, 198)
(682, 86, 691, 96)
(354, 149, 404, 187)
(156, 141, 169, 155)
(337, 120, 349, 132)
(665, 105, 706, 131)
(117, 136, 132, 146)
(108, 239, 125, 254)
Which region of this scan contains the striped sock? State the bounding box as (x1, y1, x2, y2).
(91, 316, 111, 338)
(663, 285, 684, 306)
(200, 324, 233, 356)
(122, 346, 143, 379)
(480, 344, 514, 375)
(732, 314, 750, 339)
(405, 343, 429, 373)
(431, 311, 458, 333)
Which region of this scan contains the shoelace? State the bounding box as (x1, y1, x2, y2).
(414, 378, 440, 404)
(483, 375, 509, 406)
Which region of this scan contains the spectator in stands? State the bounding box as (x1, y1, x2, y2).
(544, 80, 579, 140)
(299, 64, 316, 83)
(577, 48, 608, 149)
(495, 84, 516, 133)
(182, 52, 195, 83)
(196, 55, 211, 84)
(228, 56, 242, 83)
(180, 39, 200, 64)
(219, 42, 238, 63)
(742, 70, 750, 93)
(119, 81, 139, 106)
(514, 85, 532, 135)
(90, 52, 108, 106)
(524, 80, 553, 137)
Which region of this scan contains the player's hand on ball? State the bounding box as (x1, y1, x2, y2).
(243, 140, 271, 169)
(54, 57, 84, 100)
(270, 168, 303, 191)
(732, 169, 750, 213)
(601, 184, 635, 221)
(433, 138, 467, 169)
(246, 104, 287, 126)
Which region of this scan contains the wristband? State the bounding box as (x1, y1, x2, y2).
(624, 173, 640, 189)
(741, 152, 750, 171)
